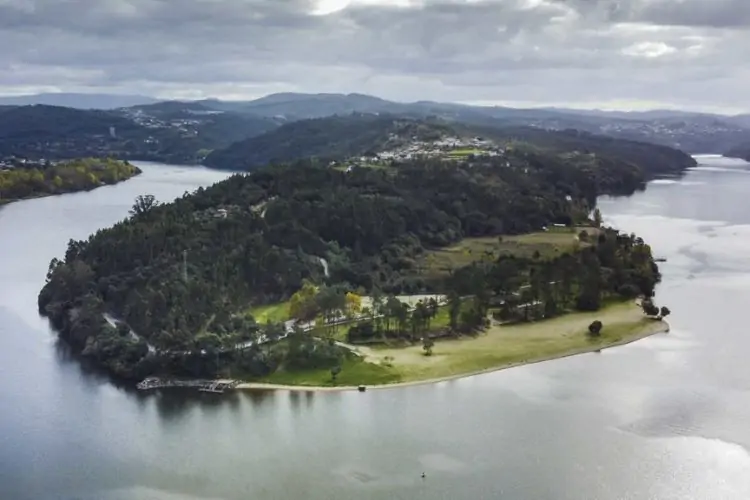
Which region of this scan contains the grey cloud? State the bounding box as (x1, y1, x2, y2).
(0, 0, 747, 112)
(557, 0, 750, 28)
(635, 0, 750, 28)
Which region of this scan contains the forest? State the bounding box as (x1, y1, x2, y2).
(39, 149, 665, 381)
(346, 227, 659, 342)
(0, 105, 276, 164)
(0, 158, 140, 204)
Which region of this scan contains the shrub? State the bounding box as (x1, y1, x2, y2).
(588, 320, 603, 337)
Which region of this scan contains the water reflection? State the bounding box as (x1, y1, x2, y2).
(151, 390, 242, 421)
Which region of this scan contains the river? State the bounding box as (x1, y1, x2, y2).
(1, 157, 749, 499)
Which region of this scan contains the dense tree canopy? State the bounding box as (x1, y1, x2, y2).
(39, 149, 666, 380)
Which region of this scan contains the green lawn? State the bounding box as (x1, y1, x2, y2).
(353, 301, 665, 384)
(260, 358, 402, 387)
(431, 306, 451, 329)
(247, 301, 291, 323)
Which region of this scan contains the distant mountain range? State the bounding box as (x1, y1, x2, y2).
(0, 93, 159, 109)
(142, 92, 750, 156)
(1, 91, 749, 165)
(3, 90, 748, 125)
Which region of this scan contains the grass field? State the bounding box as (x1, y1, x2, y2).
(260, 357, 402, 387)
(417, 228, 597, 278)
(358, 301, 662, 382)
(238, 301, 668, 389)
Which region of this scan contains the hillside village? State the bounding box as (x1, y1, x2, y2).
(118, 106, 205, 135)
(337, 134, 507, 170)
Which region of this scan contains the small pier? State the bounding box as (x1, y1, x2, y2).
(136, 377, 239, 393)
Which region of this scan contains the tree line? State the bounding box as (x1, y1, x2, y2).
(0, 158, 140, 203)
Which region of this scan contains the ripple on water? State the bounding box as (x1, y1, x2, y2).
(332, 463, 384, 486)
(616, 388, 721, 439)
(418, 453, 469, 473)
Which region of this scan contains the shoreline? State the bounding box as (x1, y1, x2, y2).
(233, 317, 670, 393)
(0, 167, 142, 207)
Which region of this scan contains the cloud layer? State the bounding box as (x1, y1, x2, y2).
(0, 0, 747, 111)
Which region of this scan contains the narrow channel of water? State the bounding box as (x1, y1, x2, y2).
(1, 157, 749, 499)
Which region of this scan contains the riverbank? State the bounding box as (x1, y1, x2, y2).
(0, 159, 141, 206)
(235, 301, 669, 392)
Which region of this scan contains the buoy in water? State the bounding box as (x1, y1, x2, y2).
(421, 472, 426, 478)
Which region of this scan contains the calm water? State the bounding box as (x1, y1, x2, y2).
(2, 157, 750, 500)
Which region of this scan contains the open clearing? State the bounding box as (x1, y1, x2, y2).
(417, 228, 598, 278)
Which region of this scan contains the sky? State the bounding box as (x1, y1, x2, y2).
(0, 0, 748, 113)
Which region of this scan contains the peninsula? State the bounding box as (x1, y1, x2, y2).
(0, 157, 140, 205)
(38, 119, 681, 389)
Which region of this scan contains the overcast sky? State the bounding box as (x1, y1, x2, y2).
(1, 0, 748, 112)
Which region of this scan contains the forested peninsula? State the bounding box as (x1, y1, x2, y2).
(0, 158, 140, 205)
(38, 131, 678, 387)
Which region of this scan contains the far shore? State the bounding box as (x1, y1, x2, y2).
(0, 167, 142, 207)
(234, 303, 670, 393)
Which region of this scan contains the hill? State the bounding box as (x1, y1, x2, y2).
(40, 144, 671, 380)
(459, 125, 698, 177)
(3, 92, 747, 166)
(204, 114, 696, 177)
(223, 92, 404, 119)
(204, 114, 456, 169)
(729, 114, 750, 129)
(0, 105, 141, 139)
(0, 92, 158, 109)
(725, 144, 750, 161)
(193, 92, 750, 155)
(0, 104, 279, 164)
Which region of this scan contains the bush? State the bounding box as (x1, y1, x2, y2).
(617, 283, 641, 299)
(348, 321, 376, 342)
(641, 299, 660, 316)
(588, 320, 603, 337)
